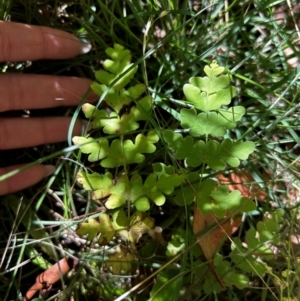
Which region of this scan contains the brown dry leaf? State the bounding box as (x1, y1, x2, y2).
(193, 170, 268, 260)
(193, 207, 241, 289)
(193, 207, 241, 261)
(192, 171, 269, 288)
(104, 246, 137, 274)
(193, 171, 269, 289)
(216, 170, 268, 201)
(193, 170, 268, 259)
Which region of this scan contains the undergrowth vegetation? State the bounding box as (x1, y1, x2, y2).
(1, 1, 300, 301)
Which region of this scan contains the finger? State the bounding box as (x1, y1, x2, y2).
(0, 21, 91, 61)
(0, 164, 54, 196)
(0, 117, 85, 150)
(0, 74, 97, 112)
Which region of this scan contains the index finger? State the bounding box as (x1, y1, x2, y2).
(0, 21, 91, 61)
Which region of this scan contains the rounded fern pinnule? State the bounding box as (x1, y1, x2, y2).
(76, 168, 185, 211)
(162, 130, 255, 170)
(73, 130, 159, 167)
(183, 61, 237, 112)
(180, 106, 246, 137)
(93, 43, 138, 93)
(230, 209, 284, 276)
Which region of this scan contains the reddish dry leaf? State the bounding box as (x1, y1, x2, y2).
(193, 207, 241, 289)
(193, 207, 241, 261)
(193, 170, 268, 261)
(193, 170, 269, 288)
(216, 170, 268, 201)
(23, 256, 78, 301)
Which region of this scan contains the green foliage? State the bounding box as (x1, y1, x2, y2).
(76, 218, 102, 241)
(75, 210, 154, 247)
(230, 209, 284, 276)
(81, 94, 152, 135)
(163, 131, 255, 170)
(183, 61, 237, 111)
(74, 45, 260, 298)
(5, 2, 299, 300)
(180, 106, 245, 137)
(203, 254, 249, 294)
(91, 44, 138, 99)
(160, 60, 257, 230)
(73, 130, 159, 167)
(166, 228, 186, 257)
(176, 178, 255, 217)
(201, 208, 285, 295)
(150, 267, 182, 301)
(77, 166, 184, 210)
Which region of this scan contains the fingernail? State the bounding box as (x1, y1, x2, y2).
(79, 40, 92, 54)
(44, 165, 55, 177)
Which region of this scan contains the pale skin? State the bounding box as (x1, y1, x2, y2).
(0, 21, 97, 195)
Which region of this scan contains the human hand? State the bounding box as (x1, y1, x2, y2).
(0, 21, 96, 195)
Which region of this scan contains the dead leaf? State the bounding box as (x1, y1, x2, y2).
(192, 171, 269, 288)
(216, 170, 268, 201)
(192, 170, 270, 288)
(193, 207, 241, 260)
(193, 170, 268, 260)
(104, 246, 136, 274)
(193, 207, 241, 289)
(23, 257, 78, 301)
